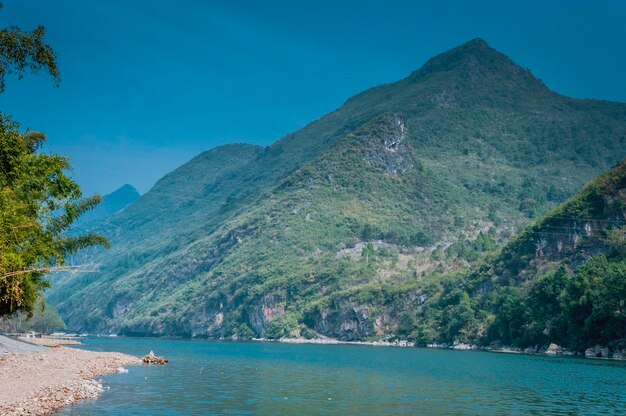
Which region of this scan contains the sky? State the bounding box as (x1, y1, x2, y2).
(1, 0, 625, 196)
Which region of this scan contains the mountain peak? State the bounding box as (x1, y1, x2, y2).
(103, 184, 140, 210)
(459, 37, 490, 48)
(414, 38, 512, 75)
(114, 184, 140, 196)
(406, 38, 547, 93)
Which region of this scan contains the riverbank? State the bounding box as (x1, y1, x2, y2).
(264, 336, 626, 360)
(426, 341, 626, 360)
(18, 337, 82, 347)
(0, 346, 139, 416)
(259, 336, 415, 347)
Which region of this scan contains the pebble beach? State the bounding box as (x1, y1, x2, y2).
(0, 339, 139, 416)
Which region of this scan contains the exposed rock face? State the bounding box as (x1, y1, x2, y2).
(309, 305, 375, 341)
(545, 343, 562, 355)
(247, 295, 285, 337)
(585, 345, 611, 358)
(358, 114, 416, 176)
(109, 297, 133, 319)
(336, 240, 398, 258)
(214, 312, 224, 327)
(452, 343, 477, 350)
(306, 300, 405, 341)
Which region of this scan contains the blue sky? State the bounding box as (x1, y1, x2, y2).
(1, 0, 625, 196)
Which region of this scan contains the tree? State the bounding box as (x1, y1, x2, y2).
(0, 5, 108, 317)
(563, 256, 626, 350)
(0, 299, 66, 333)
(362, 242, 375, 265)
(0, 2, 60, 92)
(604, 227, 626, 257)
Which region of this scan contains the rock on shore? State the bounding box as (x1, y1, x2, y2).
(0, 347, 140, 416)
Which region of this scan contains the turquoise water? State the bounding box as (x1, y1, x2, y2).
(55, 338, 626, 415)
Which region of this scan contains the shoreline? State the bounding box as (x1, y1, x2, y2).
(0, 346, 140, 416)
(257, 336, 416, 348)
(258, 337, 626, 361)
(92, 333, 626, 361)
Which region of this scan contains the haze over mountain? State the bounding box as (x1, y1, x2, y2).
(73, 184, 140, 230)
(47, 39, 626, 342)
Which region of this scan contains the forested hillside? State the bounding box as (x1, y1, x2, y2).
(413, 160, 626, 356)
(47, 39, 626, 340)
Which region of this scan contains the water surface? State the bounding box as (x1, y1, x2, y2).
(55, 337, 626, 415)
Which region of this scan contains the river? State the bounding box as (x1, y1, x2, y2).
(55, 337, 626, 415)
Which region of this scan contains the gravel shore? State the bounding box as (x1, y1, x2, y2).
(0, 345, 140, 416)
(0, 335, 45, 354)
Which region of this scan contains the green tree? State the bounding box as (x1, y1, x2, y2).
(563, 256, 626, 350)
(0, 299, 66, 333)
(0, 2, 60, 92)
(441, 290, 476, 342)
(362, 242, 375, 266)
(604, 228, 626, 257)
(488, 287, 525, 345)
(0, 5, 108, 317)
(26, 304, 67, 333)
(523, 265, 569, 344)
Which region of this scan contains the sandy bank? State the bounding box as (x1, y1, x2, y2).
(0, 347, 140, 416)
(18, 337, 82, 347)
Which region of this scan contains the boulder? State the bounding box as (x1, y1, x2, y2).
(545, 343, 562, 355)
(585, 345, 605, 358)
(452, 343, 472, 350)
(142, 350, 168, 365)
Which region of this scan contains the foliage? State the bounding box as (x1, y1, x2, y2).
(0, 2, 60, 92)
(45, 39, 626, 341)
(0, 299, 66, 333)
(0, 10, 108, 317)
(604, 227, 626, 257)
(488, 256, 625, 351)
(412, 160, 626, 350)
(0, 115, 109, 316)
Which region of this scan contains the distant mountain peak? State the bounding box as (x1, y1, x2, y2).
(72, 184, 140, 230)
(113, 184, 140, 196)
(101, 184, 140, 212)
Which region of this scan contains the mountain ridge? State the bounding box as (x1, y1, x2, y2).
(415, 160, 626, 354)
(47, 39, 626, 340)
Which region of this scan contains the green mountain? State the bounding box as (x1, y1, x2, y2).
(415, 160, 626, 355)
(47, 39, 626, 340)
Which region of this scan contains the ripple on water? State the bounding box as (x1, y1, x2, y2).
(55, 338, 626, 416)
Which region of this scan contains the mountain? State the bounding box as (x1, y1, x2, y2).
(414, 160, 626, 355)
(73, 184, 140, 230)
(47, 39, 626, 339)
